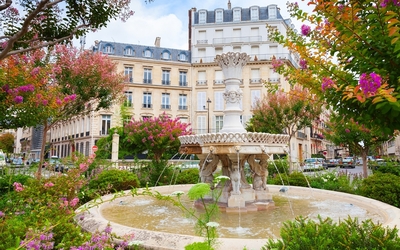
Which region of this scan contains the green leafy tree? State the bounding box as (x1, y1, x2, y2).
(323, 113, 391, 178)
(268, 1, 400, 135)
(0, 132, 14, 153)
(247, 86, 322, 169)
(0, 0, 133, 60)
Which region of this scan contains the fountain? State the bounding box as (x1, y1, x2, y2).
(76, 53, 400, 249)
(179, 52, 289, 212)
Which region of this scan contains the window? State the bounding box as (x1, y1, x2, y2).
(124, 66, 133, 83)
(251, 7, 259, 21)
(215, 116, 223, 133)
(251, 90, 261, 108)
(85, 141, 89, 156)
(103, 45, 113, 53)
(179, 94, 187, 110)
(179, 71, 187, 86)
(197, 92, 206, 110)
(197, 71, 207, 85)
(214, 92, 224, 111)
(143, 68, 152, 84)
(124, 91, 133, 107)
(124, 47, 134, 56)
(143, 92, 152, 108)
(199, 10, 206, 24)
(179, 53, 187, 61)
(101, 115, 111, 135)
(214, 70, 223, 84)
(268, 5, 277, 19)
(250, 69, 261, 83)
(161, 93, 170, 109)
(215, 47, 223, 55)
(162, 51, 170, 60)
(144, 49, 152, 57)
(215, 9, 223, 23)
(233, 8, 241, 22)
(197, 116, 206, 134)
(233, 46, 241, 52)
(162, 70, 170, 85)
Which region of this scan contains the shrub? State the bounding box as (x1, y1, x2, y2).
(309, 172, 359, 194)
(267, 159, 289, 177)
(0, 174, 33, 196)
(88, 169, 140, 195)
(373, 163, 400, 176)
(263, 216, 400, 250)
(356, 172, 400, 208)
(174, 168, 200, 184)
(268, 172, 309, 187)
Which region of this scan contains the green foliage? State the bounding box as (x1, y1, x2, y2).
(357, 172, 400, 207)
(185, 241, 215, 250)
(0, 133, 14, 153)
(309, 172, 360, 194)
(187, 183, 211, 200)
(88, 169, 140, 195)
(0, 174, 33, 196)
(269, 171, 309, 187)
(267, 159, 290, 177)
(263, 216, 400, 250)
(174, 168, 200, 184)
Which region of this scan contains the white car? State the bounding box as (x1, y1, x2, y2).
(303, 158, 325, 171)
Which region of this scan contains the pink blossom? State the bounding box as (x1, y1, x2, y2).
(345, 129, 350, 133)
(301, 24, 311, 36)
(321, 77, 335, 91)
(299, 59, 307, 69)
(358, 72, 382, 96)
(70, 197, 79, 207)
(14, 96, 23, 104)
(13, 182, 24, 192)
(44, 182, 54, 188)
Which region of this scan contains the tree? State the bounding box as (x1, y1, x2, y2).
(0, 45, 125, 176)
(268, 1, 400, 135)
(246, 86, 322, 168)
(0, 0, 133, 60)
(323, 113, 391, 178)
(0, 132, 14, 153)
(124, 114, 192, 163)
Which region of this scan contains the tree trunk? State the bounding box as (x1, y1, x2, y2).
(361, 149, 369, 179)
(36, 121, 49, 179)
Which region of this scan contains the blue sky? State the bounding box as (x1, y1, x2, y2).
(75, 0, 312, 50)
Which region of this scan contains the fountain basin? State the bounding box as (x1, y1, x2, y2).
(76, 185, 400, 250)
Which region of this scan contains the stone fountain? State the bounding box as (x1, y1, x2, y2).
(179, 52, 289, 212)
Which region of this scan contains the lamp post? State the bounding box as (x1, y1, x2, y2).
(204, 98, 212, 133)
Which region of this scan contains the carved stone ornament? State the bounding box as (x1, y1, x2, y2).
(215, 52, 251, 79)
(223, 89, 242, 104)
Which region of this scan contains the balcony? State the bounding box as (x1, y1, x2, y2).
(161, 104, 171, 109)
(143, 78, 152, 84)
(142, 103, 152, 108)
(213, 36, 262, 44)
(312, 133, 324, 140)
(125, 77, 133, 83)
(297, 131, 307, 139)
(196, 80, 207, 85)
(249, 78, 262, 84)
(162, 80, 170, 85)
(197, 40, 208, 44)
(179, 81, 188, 87)
(179, 105, 188, 110)
(213, 79, 224, 85)
(268, 77, 280, 83)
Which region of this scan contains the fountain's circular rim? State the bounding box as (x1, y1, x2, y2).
(75, 184, 400, 250)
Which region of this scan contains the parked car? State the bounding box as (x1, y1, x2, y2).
(340, 157, 356, 168)
(303, 158, 325, 171)
(324, 158, 339, 168)
(11, 157, 24, 167)
(43, 156, 64, 171)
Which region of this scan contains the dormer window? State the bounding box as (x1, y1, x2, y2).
(144, 49, 152, 58)
(103, 44, 113, 54)
(199, 10, 206, 24)
(124, 47, 134, 56)
(162, 50, 171, 60)
(251, 7, 259, 21)
(233, 8, 241, 22)
(179, 53, 187, 61)
(215, 9, 223, 23)
(268, 5, 277, 19)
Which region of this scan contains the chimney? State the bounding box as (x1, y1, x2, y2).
(228, 0, 231, 10)
(154, 37, 161, 47)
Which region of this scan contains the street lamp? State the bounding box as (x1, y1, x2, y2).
(204, 98, 212, 133)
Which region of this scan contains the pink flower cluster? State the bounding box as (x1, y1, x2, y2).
(321, 77, 335, 91)
(13, 182, 24, 192)
(21, 231, 54, 250)
(271, 58, 284, 72)
(301, 24, 311, 36)
(381, 0, 400, 7)
(44, 182, 54, 188)
(358, 72, 382, 96)
(299, 59, 307, 69)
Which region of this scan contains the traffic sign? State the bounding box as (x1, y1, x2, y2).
(92, 145, 98, 152)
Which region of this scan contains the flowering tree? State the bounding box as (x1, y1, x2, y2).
(247, 86, 322, 168)
(0, 0, 133, 60)
(323, 113, 392, 178)
(124, 114, 192, 163)
(0, 45, 125, 176)
(0, 133, 14, 153)
(268, 0, 400, 135)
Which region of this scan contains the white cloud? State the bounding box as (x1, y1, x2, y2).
(76, 0, 313, 50)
